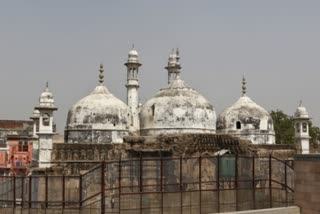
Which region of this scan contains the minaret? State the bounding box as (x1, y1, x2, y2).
(34, 82, 58, 168)
(165, 48, 181, 84)
(125, 46, 142, 131)
(293, 101, 311, 154)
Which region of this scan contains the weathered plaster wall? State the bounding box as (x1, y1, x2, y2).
(294, 154, 320, 214)
(65, 130, 129, 144)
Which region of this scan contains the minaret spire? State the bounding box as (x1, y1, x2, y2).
(242, 76, 247, 96)
(45, 81, 49, 92)
(99, 63, 104, 85)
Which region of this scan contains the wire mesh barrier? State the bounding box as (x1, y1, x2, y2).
(0, 155, 294, 214)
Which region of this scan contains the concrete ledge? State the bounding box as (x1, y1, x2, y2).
(211, 206, 300, 214)
(294, 154, 320, 161)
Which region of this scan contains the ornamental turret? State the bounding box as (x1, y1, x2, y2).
(293, 101, 311, 154)
(34, 82, 58, 168)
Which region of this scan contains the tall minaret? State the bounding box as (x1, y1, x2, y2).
(293, 101, 311, 154)
(165, 48, 181, 84)
(125, 46, 142, 131)
(34, 82, 58, 168)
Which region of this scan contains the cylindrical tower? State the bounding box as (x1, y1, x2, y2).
(125, 46, 142, 131)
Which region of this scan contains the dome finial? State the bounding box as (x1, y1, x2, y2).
(299, 100, 303, 107)
(175, 48, 181, 70)
(99, 63, 104, 85)
(242, 76, 246, 96)
(45, 81, 49, 92)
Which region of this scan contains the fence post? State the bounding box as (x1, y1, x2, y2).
(62, 175, 65, 209)
(217, 155, 220, 213)
(45, 175, 48, 209)
(284, 160, 288, 206)
(252, 156, 255, 210)
(199, 156, 202, 214)
(101, 161, 106, 214)
(118, 155, 121, 214)
(139, 155, 143, 214)
(269, 154, 272, 208)
(180, 156, 183, 214)
(13, 175, 16, 208)
(160, 155, 163, 214)
(235, 155, 238, 211)
(21, 177, 24, 208)
(79, 174, 82, 209)
(29, 176, 32, 208)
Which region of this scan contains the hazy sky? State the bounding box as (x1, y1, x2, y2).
(1, 1, 320, 134)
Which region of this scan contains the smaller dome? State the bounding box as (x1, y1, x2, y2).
(30, 109, 40, 119)
(217, 96, 272, 129)
(128, 49, 138, 56)
(33, 109, 40, 117)
(167, 49, 177, 67)
(294, 102, 309, 118)
(128, 47, 139, 63)
(39, 82, 55, 108)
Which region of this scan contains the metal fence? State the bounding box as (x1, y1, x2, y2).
(0, 155, 294, 214)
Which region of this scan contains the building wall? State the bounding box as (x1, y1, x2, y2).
(0, 151, 7, 166)
(65, 130, 129, 144)
(294, 154, 320, 214)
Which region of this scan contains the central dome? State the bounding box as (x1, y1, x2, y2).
(65, 65, 131, 144)
(140, 75, 216, 136)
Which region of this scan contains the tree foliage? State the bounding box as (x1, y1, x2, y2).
(270, 110, 320, 145)
(270, 110, 295, 144)
(309, 123, 320, 145)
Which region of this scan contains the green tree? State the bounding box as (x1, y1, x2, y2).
(309, 123, 320, 145)
(270, 110, 295, 144)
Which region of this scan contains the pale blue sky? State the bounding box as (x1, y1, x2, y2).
(0, 1, 320, 133)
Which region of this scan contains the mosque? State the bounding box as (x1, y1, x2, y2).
(29, 47, 311, 167)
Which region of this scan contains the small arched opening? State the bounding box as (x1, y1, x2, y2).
(236, 121, 241, 130)
(42, 114, 50, 126)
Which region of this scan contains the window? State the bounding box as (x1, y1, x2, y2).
(296, 123, 300, 133)
(18, 141, 28, 152)
(42, 114, 50, 126)
(219, 156, 235, 178)
(303, 123, 307, 133)
(236, 121, 241, 130)
(151, 105, 155, 117)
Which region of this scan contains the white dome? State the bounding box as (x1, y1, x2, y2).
(128, 49, 138, 56)
(128, 48, 139, 63)
(294, 102, 309, 118)
(39, 84, 55, 108)
(31, 109, 40, 118)
(66, 86, 131, 129)
(217, 95, 275, 144)
(217, 96, 272, 130)
(65, 65, 131, 143)
(140, 76, 216, 136)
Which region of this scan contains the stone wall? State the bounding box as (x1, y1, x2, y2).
(294, 154, 320, 214)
